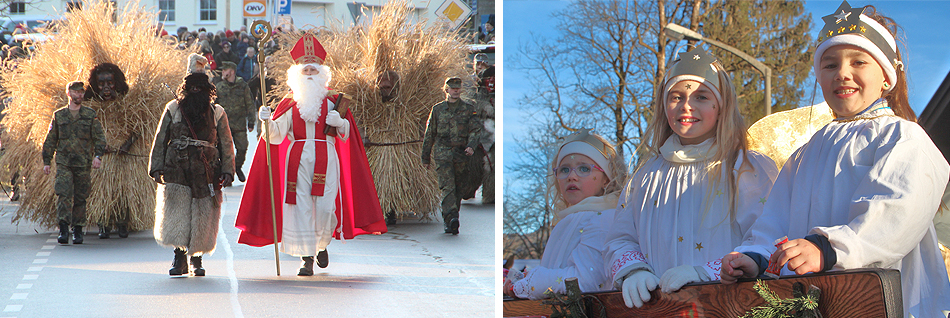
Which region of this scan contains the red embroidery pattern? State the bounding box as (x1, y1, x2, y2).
(611, 250, 646, 278)
(704, 259, 723, 280)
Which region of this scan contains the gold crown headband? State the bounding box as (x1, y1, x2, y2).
(555, 130, 614, 179)
(813, 0, 902, 90)
(665, 48, 722, 103)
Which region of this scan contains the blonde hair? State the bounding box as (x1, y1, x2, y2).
(639, 60, 752, 221)
(546, 133, 628, 219)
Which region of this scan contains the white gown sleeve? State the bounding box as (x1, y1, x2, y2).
(264, 108, 291, 144)
(604, 173, 654, 289)
(513, 210, 615, 299)
(692, 151, 778, 280)
(812, 124, 950, 269)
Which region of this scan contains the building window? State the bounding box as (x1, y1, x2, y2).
(159, 0, 174, 22)
(66, 1, 81, 12)
(200, 0, 216, 21)
(10, 1, 24, 14)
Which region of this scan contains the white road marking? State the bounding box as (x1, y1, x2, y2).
(26, 267, 41, 272)
(2, 305, 21, 312)
(8, 294, 25, 300)
(14, 285, 30, 290)
(217, 224, 244, 318)
(21, 275, 37, 280)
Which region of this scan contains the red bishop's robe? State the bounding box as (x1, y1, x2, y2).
(234, 93, 387, 246)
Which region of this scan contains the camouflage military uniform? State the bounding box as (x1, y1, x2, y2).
(421, 99, 481, 230)
(42, 106, 106, 226)
(214, 77, 255, 171)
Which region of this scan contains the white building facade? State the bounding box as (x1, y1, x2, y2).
(6, 0, 489, 36)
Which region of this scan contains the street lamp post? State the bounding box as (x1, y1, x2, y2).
(664, 23, 771, 116)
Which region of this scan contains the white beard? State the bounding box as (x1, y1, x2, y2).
(286, 63, 332, 123)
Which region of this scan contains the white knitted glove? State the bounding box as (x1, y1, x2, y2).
(621, 269, 659, 308)
(659, 264, 706, 293)
(258, 106, 272, 121)
(326, 110, 346, 128)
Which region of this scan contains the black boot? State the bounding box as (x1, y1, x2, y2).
(385, 211, 397, 225)
(316, 249, 329, 268)
(169, 248, 189, 276)
(98, 224, 110, 239)
(298, 256, 314, 276)
(72, 226, 83, 244)
(191, 256, 205, 276)
(449, 218, 460, 235)
(117, 223, 129, 238)
(57, 221, 69, 244)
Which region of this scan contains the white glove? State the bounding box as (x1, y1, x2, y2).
(659, 264, 706, 293)
(258, 106, 272, 121)
(621, 269, 659, 308)
(326, 110, 346, 128)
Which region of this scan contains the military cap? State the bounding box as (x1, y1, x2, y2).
(220, 61, 237, 71)
(445, 77, 462, 88)
(67, 81, 85, 91)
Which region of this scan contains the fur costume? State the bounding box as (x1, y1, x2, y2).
(150, 96, 234, 255)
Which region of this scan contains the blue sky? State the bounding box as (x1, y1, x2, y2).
(501, 0, 950, 191)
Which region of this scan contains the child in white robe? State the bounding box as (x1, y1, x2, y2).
(505, 131, 627, 300)
(720, 2, 950, 317)
(603, 48, 778, 308)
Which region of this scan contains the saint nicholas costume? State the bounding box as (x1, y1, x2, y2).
(235, 34, 386, 275)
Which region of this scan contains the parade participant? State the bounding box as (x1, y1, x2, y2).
(43, 81, 106, 244)
(214, 61, 255, 182)
(149, 71, 235, 276)
(604, 48, 778, 308)
(471, 53, 495, 205)
(83, 62, 135, 239)
(505, 130, 626, 299)
(235, 33, 386, 276)
(720, 2, 950, 316)
(422, 77, 482, 235)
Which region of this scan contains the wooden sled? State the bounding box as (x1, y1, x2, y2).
(504, 268, 902, 317)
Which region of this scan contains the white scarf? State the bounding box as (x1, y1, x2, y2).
(659, 135, 717, 163)
(555, 192, 620, 224)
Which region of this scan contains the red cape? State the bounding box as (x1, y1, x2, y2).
(234, 102, 387, 247)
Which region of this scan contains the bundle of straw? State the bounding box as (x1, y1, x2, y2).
(0, 0, 188, 230)
(262, 1, 469, 220)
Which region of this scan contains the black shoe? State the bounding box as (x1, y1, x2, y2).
(117, 224, 129, 238)
(298, 256, 314, 276)
(191, 256, 205, 276)
(57, 221, 69, 244)
(169, 248, 189, 276)
(72, 226, 83, 244)
(236, 169, 246, 182)
(449, 218, 459, 235)
(98, 225, 110, 239)
(385, 211, 397, 225)
(10, 192, 19, 201)
(316, 250, 328, 268)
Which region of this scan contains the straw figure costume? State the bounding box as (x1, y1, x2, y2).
(259, 1, 471, 225)
(0, 0, 188, 232)
(235, 33, 387, 276)
(83, 62, 136, 239)
(150, 71, 235, 276)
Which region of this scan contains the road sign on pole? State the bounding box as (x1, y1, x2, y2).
(435, 0, 472, 30)
(277, 0, 291, 15)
